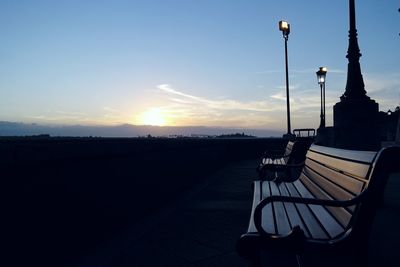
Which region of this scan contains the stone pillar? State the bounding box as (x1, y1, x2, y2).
(334, 100, 379, 150)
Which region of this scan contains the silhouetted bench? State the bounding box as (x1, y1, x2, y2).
(257, 140, 311, 181)
(238, 144, 400, 264)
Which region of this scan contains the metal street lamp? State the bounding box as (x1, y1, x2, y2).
(279, 20, 292, 135)
(316, 67, 327, 128)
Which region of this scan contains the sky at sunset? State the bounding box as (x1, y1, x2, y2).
(0, 0, 399, 134)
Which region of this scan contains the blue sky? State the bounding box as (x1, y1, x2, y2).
(0, 0, 399, 133)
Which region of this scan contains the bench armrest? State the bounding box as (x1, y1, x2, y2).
(253, 189, 367, 238)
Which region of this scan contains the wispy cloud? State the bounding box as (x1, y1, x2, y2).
(154, 84, 324, 129)
(270, 92, 287, 101)
(158, 84, 204, 102)
(157, 84, 284, 113)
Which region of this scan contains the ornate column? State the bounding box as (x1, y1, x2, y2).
(341, 0, 367, 100)
(332, 0, 380, 150)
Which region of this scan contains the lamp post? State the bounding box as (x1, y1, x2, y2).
(396, 108, 400, 144)
(279, 20, 292, 136)
(316, 67, 327, 128)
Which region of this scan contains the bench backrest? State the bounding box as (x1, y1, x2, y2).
(289, 139, 313, 164)
(299, 144, 400, 239)
(284, 140, 312, 165)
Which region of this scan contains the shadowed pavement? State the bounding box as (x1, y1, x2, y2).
(72, 159, 400, 267)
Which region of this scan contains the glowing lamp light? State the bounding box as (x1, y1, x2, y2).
(279, 20, 290, 38)
(316, 67, 327, 85)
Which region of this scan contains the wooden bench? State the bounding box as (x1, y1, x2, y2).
(257, 140, 311, 181)
(238, 144, 400, 264)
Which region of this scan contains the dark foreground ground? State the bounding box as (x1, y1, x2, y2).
(3, 138, 284, 266)
(71, 159, 400, 267)
(3, 138, 399, 267)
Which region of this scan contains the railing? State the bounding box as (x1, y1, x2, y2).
(293, 128, 315, 138)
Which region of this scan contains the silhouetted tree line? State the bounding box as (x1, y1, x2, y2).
(216, 132, 256, 138)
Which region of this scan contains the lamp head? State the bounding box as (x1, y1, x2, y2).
(279, 20, 290, 37)
(316, 67, 327, 84)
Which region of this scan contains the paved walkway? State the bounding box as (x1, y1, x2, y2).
(74, 159, 400, 267)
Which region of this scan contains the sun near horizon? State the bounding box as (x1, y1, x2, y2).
(137, 108, 169, 126)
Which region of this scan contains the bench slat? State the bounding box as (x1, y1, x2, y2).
(305, 158, 365, 195)
(247, 181, 262, 233)
(263, 158, 271, 165)
(303, 166, 355, 200)
(286, 182, 329, 239)
(300, 171, 353, 228)
(261, 181, 275, 233)
(294, 179, 345, 239)
(280, 183, 311, 238)
(310, 145, 376, 163)
(270, 182, 292, 234)
(307, 150, 371, 179)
